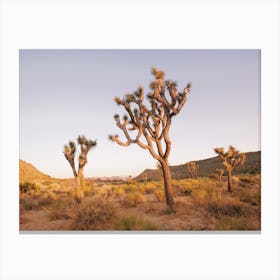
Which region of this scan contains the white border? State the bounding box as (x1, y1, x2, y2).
(0, 1, 279, 280)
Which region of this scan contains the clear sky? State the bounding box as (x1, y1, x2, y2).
(19, 49, 260, 178)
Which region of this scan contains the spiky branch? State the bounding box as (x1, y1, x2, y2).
(109, 68, 191, 212)
(109, 68, 191, 164)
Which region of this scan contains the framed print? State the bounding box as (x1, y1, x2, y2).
(19, 49, 261, 232)
(1, 0, 279, 279)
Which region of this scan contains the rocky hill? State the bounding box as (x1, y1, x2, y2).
(135, 151, 261, 181)
(19, 160, 52, 184)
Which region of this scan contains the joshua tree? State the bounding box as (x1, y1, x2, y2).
(186, 161, 199, 179)
(214, 146, 246, 192)
(215, 168, 224, 182)
(63, 135, 97, 202)
(142, 172, 148, 184)
(109, 68, 191, 213)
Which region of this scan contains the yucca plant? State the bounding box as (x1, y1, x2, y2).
(186, 161, 199, 179)
(216, 168, 224, 182)
(214, 146, 246, 192)
(63, 135, 97, 202)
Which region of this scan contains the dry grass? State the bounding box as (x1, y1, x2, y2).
(114, 215, 159, 230)
(19, 175, 261, 231)
(121, 191, 146, 207)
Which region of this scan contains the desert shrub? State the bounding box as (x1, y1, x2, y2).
(37, 191, 58, 206)
(20, 182, 37, 193)
(48, 199, 70, 220)
(49, 183, 61, 191)
(123, 183, 138, 193)
(191, 180, 222, 205)
(83, 184, 94, 196)
(96, 188, 109, 198)
(174, 196, 190, 208)
(112, 186, 126, 197)
(207, 197, 246, 218)
(154, 189, 165, 202)
(140, 182, 157, 194)
(122, 191, 145, 207)
(231, 176, 240, 183)
(114, 215, 159, 230)
(144, 202, 158, 214)
(73, 197, 117, 230)
(235, 188, 261, 206)
(209, 173, 219, 181)
(191, 189, 209, 206)
(216, 216, 258, 230)
(21, 198, 40, 211)
(239, 177, 251, 184)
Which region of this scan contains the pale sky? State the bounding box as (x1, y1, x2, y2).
(19, 50, 260, 178)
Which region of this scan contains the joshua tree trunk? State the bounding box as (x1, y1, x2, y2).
(161, 161, 175, 213)
(227, 170, 232, 192)
(76, 169, 85, 202)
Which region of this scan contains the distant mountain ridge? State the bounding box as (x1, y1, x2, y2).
(19, 160, 52, 184)
(20, 151, 260, 183)
(135, 151, 261, 181)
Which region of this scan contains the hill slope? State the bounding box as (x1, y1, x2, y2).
(19, 160, 52, 184)
(135, 151, 261, 181)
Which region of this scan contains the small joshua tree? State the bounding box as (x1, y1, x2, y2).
(186, 161, 199, 179)
(215, 168, 224, 182)
(109, 68, 191, 213)
(214, 146, 246, 192)
(63, 136, 97, 202)
(142, 172, 148, 184)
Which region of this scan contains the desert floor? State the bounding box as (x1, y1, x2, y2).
(20, 175, 261, 231)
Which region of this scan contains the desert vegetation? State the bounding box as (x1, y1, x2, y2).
(20, 159, 261, 231)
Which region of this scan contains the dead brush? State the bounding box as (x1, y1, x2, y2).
(112, 186, 126, 198)
(20, 198, 40, 211)
(154, 189, 165, 202)
(48, 199, 70, 220)
(72, 197, 117, 230)
(207, 197, 247, 218)
(114, 215, 159, 230)
(140, 182, 157, 194)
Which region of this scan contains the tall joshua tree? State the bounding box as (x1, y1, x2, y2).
(63, 136, 97, 202)
(109, 68, 191, 213)
(214, 146, 246, 192)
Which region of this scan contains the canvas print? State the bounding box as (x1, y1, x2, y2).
(19, 50, 261, 231)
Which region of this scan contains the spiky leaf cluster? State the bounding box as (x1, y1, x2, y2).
(63, 135, 97, 176)
(109, 67, 191, 163)
(214, 145, 246, 170)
